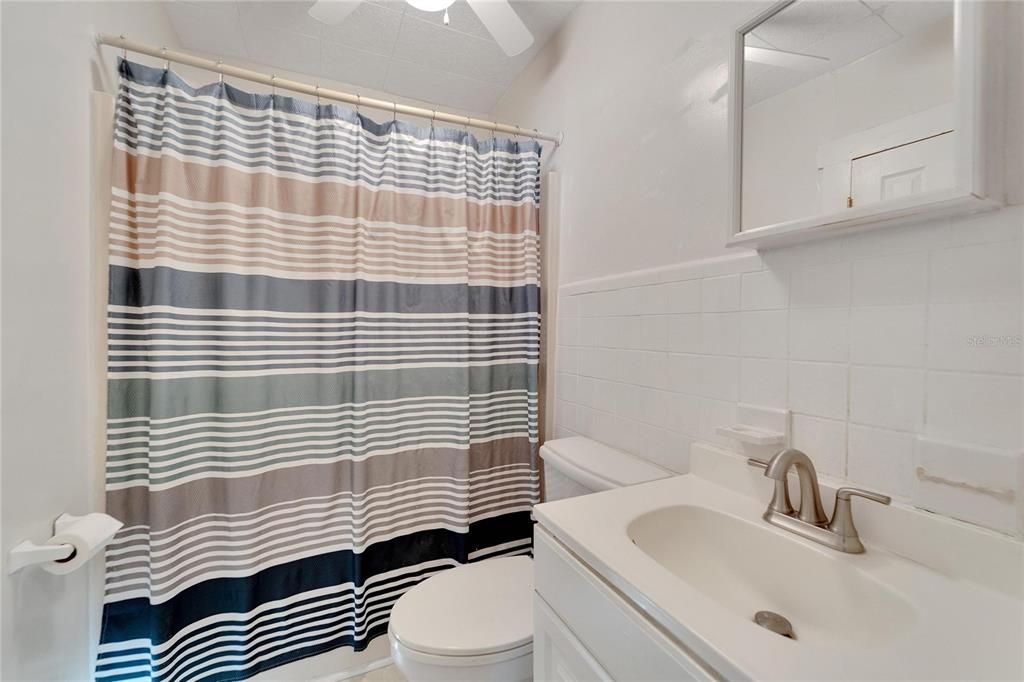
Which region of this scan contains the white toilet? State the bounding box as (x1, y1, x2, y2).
(388, 437, 671, 681)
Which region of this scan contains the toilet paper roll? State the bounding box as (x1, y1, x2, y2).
(43, 513, 124, 575)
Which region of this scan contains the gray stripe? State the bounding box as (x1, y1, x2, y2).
(108, 363, 537, 420)
(107, 438, 536, 531)
(108, 265, 541, 315)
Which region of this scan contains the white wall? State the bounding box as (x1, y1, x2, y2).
(0, 5, 450, 680)
(494, 1, 1024, 536)
(1, 4, 180, 680)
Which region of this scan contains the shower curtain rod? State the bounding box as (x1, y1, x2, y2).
(96, 33, 563, 146)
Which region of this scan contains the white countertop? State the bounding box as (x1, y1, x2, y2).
(534, 447, 1024, 681)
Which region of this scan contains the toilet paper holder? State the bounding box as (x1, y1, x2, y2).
(8, 513, 122, 574)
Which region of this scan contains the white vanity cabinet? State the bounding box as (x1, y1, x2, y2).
(533, 527, 717, 682)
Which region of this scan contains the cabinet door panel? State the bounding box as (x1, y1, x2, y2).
(534, 595, 612, 682)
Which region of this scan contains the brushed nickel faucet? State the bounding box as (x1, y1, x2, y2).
(749, 449, 891, 554)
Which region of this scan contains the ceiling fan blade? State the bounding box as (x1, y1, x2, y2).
(466, 0, 534, 57)
(308, 0, 362, 25)
(744, 45, 829, 71)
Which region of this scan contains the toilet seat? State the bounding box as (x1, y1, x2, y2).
(389, 556, 533, 662)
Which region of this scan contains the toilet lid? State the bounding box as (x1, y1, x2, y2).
(389, 556, 533, 657)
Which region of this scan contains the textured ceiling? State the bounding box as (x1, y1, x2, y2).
(744, 0, 954, 106)
(162, 0, 577, 114)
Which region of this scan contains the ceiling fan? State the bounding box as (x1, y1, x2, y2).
(308, 0, 534, 57)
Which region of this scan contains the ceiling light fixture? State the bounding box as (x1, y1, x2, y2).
(308, 0, 534, 56)
(405, 0, 456, 25)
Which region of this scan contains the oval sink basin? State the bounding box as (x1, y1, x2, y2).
(627, 505, 917, 648)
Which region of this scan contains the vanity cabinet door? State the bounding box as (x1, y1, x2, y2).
(534, 527, 716, 681)
(534, 595, 612, 682)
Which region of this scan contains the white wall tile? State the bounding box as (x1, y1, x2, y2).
(740, 358, 788, 408)
(555, 372, 578, 404)
(850, 305, 926, 367)
(742, 270, 789, 310)
(847, 425, 914, 499)
(700, 313, 740, 356)
(740, 310, 788, 359)
(791, 414, 846, 477)
(556, 345, 580, 374)
(667, 314, 702, 353)
(663, 280, 702, 313)
(668, 353, 702, 392)
(790, 263, 851, 308)
(698, 399, 739, 450)
(588, 379, 617, 413)
(789, 308, 849, 361)
(926, 372, 1023, 450)
(551, 223, 1022, 536)
(913, 436, 1022, 535)
(701, 274, 741, 312)
(851, 252, 928, 306)
(698, 355, 740, 401)
(929, 241, 1023, 304)
(630, 284, 671, 315)
(927, 302, 1023, 374)
(849, 366, 924, 431)
(638, 425, 692, 473)
(670, 392, 702, 437)
(789, 361, 848, 420)
(558, 315, 581, 348)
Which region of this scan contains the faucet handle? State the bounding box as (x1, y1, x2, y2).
(836, 487, 891, 505)
(827, 487, 891, 553)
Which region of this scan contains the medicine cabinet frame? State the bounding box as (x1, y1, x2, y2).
(726, 0, 1007, 249)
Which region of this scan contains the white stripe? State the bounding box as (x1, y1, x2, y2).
(106, 432, 538, 491)
(110, 188, 539, 242)
(107, 357, 539, 380)
(107, 303, 540, 321)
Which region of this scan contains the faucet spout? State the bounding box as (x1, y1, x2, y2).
(763, 448, 827, 525)
(750, 449, 892, 554)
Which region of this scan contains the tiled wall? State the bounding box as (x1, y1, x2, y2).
(552, 208, 1024, 536)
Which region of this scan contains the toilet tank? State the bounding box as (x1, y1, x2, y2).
(540, 437, 672, 502)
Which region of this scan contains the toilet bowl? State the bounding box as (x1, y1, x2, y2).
(388, 437, 671, 681)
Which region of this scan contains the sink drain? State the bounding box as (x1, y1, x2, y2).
(753, 610, 796, 640)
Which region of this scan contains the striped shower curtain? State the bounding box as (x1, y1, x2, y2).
(96, 60, 541, 682)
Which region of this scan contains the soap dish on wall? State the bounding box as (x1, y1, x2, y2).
(716, 404, 790, 449)
(715, 424, 785, 445)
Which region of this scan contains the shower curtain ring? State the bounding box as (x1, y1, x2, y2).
(270, 74, 277, 97)
(356, 94, 361, 115)
(315, 84, 320, 107)
(217, 61, 224, 84)
(119, 34, 127, 59)
(392, 102, 398, 123)
(161, 47, 169, 70)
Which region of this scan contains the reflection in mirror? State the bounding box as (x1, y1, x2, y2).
(740, 0, 954, 231)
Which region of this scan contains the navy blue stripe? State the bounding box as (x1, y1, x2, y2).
(109, 266, 540, 316)
(118, 59, 543, 158)
(98, 512, 532, 648)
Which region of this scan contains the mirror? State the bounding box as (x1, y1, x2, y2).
(739, 0, 956, 232)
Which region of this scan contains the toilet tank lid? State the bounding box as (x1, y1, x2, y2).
(540, 436, 671, 491)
